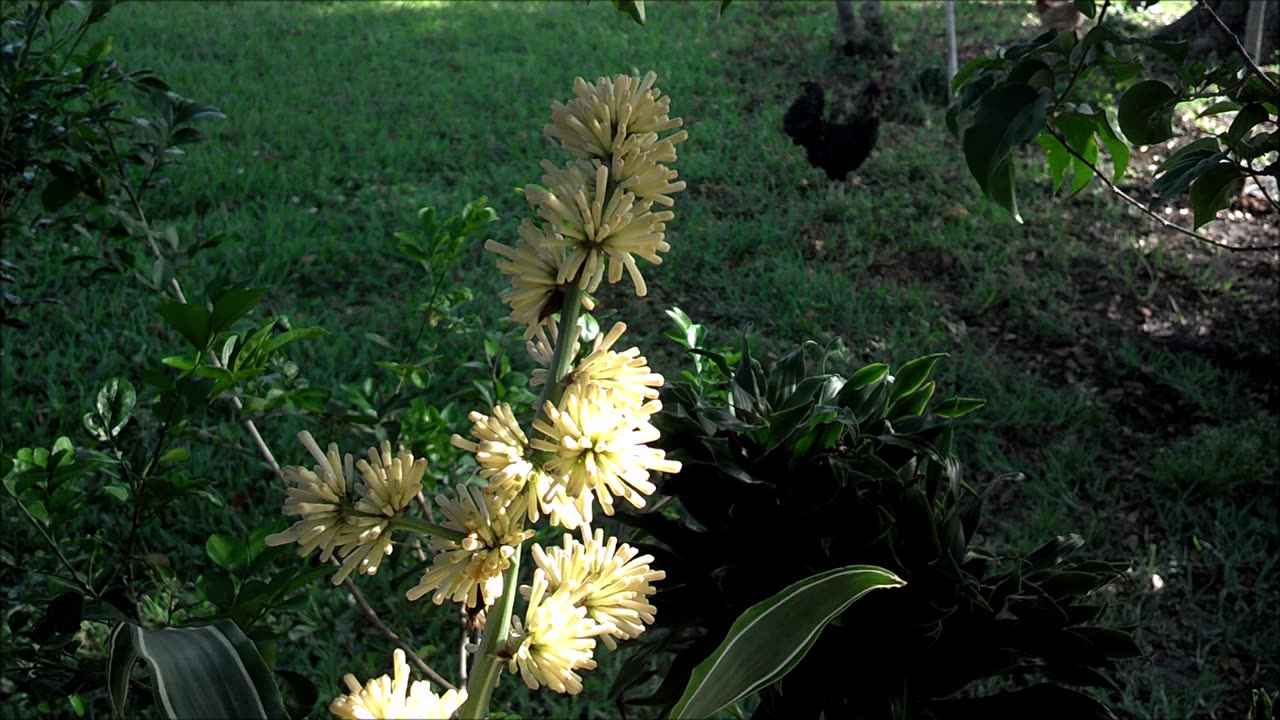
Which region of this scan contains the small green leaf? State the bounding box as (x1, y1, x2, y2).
(103, 484, 129, 503)
(951, 55, 994, 94)
(1091, 111, 1130, 181)
(891, 354, 948, 404)
(887, 381, 936, 418)
(847, 363, 888, 391)
(1055, 112, 1099, 195)
(936, 397, 986, 418)
(162, 354, 198, 371)
(85, 36, 113, 62)
(1224, 103, 1267, 153)
(1038, 130, 1071, 193)
(198, 572, 237, 609)
(96, 378, 137, 438)
(1073, 0, 1096, 19)
(668, 565, 904, 719)
(1188, 162, 1243, 228)
(160, 447, 191, 465)
(614, 0, 645, 25)
(717, 0, 733, 19)
(209, 287, 268, 335)
(261, 326, 329, 355)
(1197, 100, 1241, 118)
(986, 153, 1021, 221)
(206, 534, 250, 573)
(1118, 80, 1177, 145)
(158, 302, 212, 351)
(24, 499, 49, 523)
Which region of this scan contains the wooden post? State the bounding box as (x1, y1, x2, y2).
(1243, 0, 1267, 62)
(946, 1, 959, 87)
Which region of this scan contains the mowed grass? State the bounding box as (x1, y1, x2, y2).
(4, 1, 1277, 718)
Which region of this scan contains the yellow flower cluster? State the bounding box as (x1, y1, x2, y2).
(507, 568, 613, 695)
(306, 73, 687, 716)
(526, 527, 665, 651)
(406, 483, 535, 608)
(266, 432, 425, 585)
(330, 649, 466, 720)
(489, 71, 686, 335)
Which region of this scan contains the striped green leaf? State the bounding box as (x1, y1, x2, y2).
(669, 565, 905, 719)
(108, 620, 287, 719)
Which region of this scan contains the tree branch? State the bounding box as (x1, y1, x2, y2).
(1045, 124, 1280, 252)
(343, 576, 456, 691)
(1195, 0, 1280, 95)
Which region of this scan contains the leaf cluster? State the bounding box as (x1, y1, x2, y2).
(2, 0, 228, 328)
(949, 3, 1278, 229)
(614, 329, 1137, 719)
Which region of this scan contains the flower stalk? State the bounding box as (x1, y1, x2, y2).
(457, 279, 586, 719)
(455, 543, 523, 719)
(282, 72, 685, 720)
(390, 513, 467, 543)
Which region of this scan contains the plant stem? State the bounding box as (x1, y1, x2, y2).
(456, 543, 523, 719)
(390, 513, 467, 543)
(1044, 123, 1280, 252)
(8, 490, 95, 597)
(455, 284, 586, 719)
(342, 575, 456, 691)
(1196, 0, 1279, 96)
(534, 285, 586, 426)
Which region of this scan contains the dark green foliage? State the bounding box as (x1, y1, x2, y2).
(949, 5, 1279, 231)
(616, 338, 1136, 719)
(1, 0, 227, 329)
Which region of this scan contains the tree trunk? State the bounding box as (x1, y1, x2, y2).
(836, 0, 893, 57)
(1154, 0, 1279, 61)
(834, 0, 861, 53)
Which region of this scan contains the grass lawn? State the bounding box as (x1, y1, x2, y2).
(4, 1, 1277, 718)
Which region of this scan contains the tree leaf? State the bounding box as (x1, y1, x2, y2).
(717, 0, 733, 19)
(1055, 112, 1099, 195)
(158, 302, 211, 351)
(1188, 162, 1243, 228)
(1091, 110, 1130, 181)
(987, 153, 1021, 221)
(107, 620, 287, 719)
(1073, 0, 1097, 19)
(668, 565, 904, 719)
(1037, 129, 1071, 193)
(963, 83, 1050, 194)
(1224, 103, 1267, 154)
(1117, 80, 1177, 145)
(209, 287, 268, 335)
(206, 534, 250, 573)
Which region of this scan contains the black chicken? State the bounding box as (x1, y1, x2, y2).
(783, 80, 885, 181)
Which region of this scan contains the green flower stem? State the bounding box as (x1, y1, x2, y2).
(455, 284, 586, 719)
(534, 284, 586, 427)
(456, 542, 523, 719)
(390, 513, 466, 543)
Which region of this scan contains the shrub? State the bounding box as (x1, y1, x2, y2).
(617, 332, 1140, 719)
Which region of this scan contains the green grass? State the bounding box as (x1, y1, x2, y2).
(3, 1, 1277, 718)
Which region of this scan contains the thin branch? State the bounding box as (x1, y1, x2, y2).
(1195, 0, 1279, 96)
(1238, 162, 1280, 214)
(1045, 124, 1280, 252)
(1055, 0, 1112, 106)
(343, 577, 456, 691)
